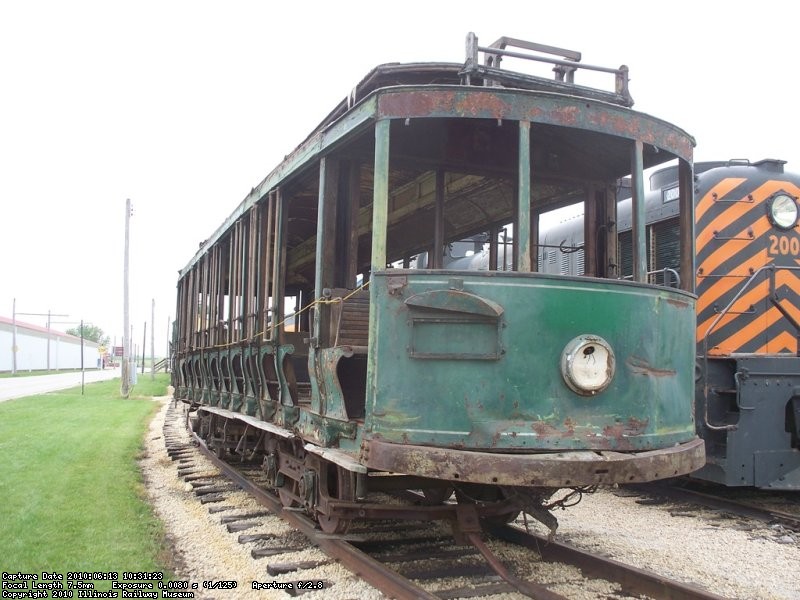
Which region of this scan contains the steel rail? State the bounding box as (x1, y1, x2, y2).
(183, 406, 728, 600)
(628, 482, 800, 530)
(190, 430, 441, 600)
(490, 523, 731, 600)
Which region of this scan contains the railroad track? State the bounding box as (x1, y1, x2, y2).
(624, 481, 800, 533)
(162, 401, 730, 599)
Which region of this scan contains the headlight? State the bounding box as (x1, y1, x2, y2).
(768, 193, 799, 230)
(561, 335, 615, 395)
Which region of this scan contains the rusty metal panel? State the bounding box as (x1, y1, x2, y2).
(364, 438, 705, 487)
(376, 87, 694, 161)
(364, 271, 698, 453)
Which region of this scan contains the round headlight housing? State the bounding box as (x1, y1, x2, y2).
(561, 335, 615, 395)
(768, 193, 799, 230)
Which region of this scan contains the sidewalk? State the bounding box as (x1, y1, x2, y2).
(0, 368, 122, 402)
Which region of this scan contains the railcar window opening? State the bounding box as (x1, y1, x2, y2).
(232, 354, 245, 395)
(220, 356, 231, 395)
(261, 352, 280, 403)
(208, 357, 221, 395)
(246, 354, 260, 403)
(193, 359, 203, 390)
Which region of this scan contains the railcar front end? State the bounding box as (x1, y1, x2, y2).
(364, 270, 702, 486)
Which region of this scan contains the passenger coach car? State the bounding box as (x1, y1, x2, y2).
(172, 34, 705, 533)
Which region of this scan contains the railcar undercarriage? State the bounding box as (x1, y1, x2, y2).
(190, 407, 580, 536)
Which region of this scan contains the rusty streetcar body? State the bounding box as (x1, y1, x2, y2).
(173, 34, 705, 533)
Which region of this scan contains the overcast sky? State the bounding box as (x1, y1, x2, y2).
(1, 0, 797, 358)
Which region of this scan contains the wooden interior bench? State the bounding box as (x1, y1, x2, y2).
(331, 288, 369, 352)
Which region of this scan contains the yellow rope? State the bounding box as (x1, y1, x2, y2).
(195, 280, 370, 351)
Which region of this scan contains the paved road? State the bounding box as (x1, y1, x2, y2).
(0, 368, 122, 402)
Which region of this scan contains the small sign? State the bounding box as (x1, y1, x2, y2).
(113, 346, 124, 357)
(662, 185, 680, 204)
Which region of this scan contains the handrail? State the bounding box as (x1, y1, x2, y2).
(464, 32, 631, 105)
(621, 267, 681, 288)
(700, 264, 800, 431)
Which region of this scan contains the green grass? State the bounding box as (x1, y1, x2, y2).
(0, 374, 173, 582)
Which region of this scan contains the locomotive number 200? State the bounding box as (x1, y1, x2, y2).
(768, 234, 800, 256)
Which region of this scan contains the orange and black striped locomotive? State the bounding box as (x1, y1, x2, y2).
(539, 159, 800, 489)
(694, 160, 800, 488)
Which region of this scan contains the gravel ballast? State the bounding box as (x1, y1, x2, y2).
(141, 397, 800, 599)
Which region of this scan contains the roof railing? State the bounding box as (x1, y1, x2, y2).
(463, 32, 632, 106)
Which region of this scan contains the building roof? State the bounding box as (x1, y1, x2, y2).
(0, 315, 100, 346)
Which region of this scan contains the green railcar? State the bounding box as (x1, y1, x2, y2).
(173, 33, 704, 534)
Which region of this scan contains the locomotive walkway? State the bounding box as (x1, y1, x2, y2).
(0, 367, 121, 402)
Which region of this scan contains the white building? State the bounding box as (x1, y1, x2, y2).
(0, 316, 101, 372)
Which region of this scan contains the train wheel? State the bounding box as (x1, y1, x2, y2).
(317, 465, 355, 535)
(421, 486, 454, 505)
(278, 480, 301, 509)
(213, 442, 227, 460)
(275, 440, 304, 509)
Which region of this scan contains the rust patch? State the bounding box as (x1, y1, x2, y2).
(665, 296, 690, 309)
(625, 417, 649, 435)
(601, 417, 648, 444)
(364, 438, 706, 487)
(386, 275, 407, 296)
(532, 421, 560, 437)
(627, 356, 676, 377)
(595, 111, 636, 136)
(380, 89, 510, 119)
(550, 105, 581, 127)
(602, 422, 625, 439)
(453, 93, 510, 118)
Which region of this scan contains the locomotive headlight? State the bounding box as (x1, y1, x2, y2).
(560, 335, 615, 395)
(768, 193, 799, 230)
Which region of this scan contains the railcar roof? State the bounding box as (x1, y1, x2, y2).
(309, 60, 634, 138)
(178, 53, 693, 278)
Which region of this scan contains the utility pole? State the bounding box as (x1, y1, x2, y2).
(14, 305, 68, 373)
(166, 315, 171, 371)
(47, 310, 52, 371)
(80, 319, 85, 395)
(141, 321, 146, 374)
(11, 299, 17, 375)
(43, 310, 69, 370)
(151, 299, 155, 380)
(121, 198, 131, 398)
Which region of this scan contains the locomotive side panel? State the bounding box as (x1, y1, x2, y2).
(696, 166, 800, 355)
